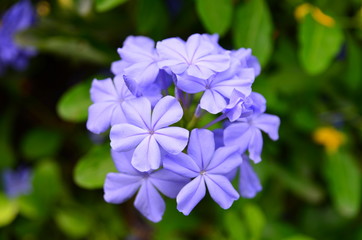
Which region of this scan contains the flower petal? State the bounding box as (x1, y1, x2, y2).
(154, 127, 189, 154)
(87, 102, 118, 134)
(163, 152, 200, 178)
(187, 129, 215, 170)
(90, 78, 118, 102)
(111, 150, 139, 175)
(204, 174, 239, 209)
(132, 135, 161, 172)
(224, 122, 252, 153)
(253, 113, 280, 141)
(207, 146, 242, 174)
(125, 61, 159, 87)
(110, 123, 148, 151)
(248, 128, 263, 163)
(134, 180, 165, 222)
(151, 96, 183, 129)
(122, 97, 152, 129)
(150, 169, 189, 198)
(176, 74, 206, 94)
(200, 89, 227, 114)
(239, 157, 262, 198)
(176, 175, 206, 215)
(104, 173, 142, 204)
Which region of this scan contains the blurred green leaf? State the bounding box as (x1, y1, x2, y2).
(136, 0, 168, 37)
(0, 110, 15, 169)
(55, 206, 93, 238)
(242, 203, 266, 240)
(298, 14, 344, 75)
(233, 0, 273, 66)
(95, 0, 128, 12)
(21, 128, 62, 160)
(282, 235, 315, 240)
(324, 150, 361, 218)
(223, 210, 248, 240)
(0, 193, 18, 227)
(74, 144, 116, 189)
(346, 36, 362, 92)
(57, 80, 92, 123)
(196, 0, 233, 36)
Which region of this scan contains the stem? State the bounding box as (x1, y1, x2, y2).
(202, 114, 227, 129)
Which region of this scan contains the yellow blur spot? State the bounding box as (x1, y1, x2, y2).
(312, 8, 335, 27)
(294, 3, 336, 27)
(313, 127, 345, 153)
(37, 1, 50, 17)
(58, 0, 74, 9)
(294, 3, 313, 21)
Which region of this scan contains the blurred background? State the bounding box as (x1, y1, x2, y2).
(0, 0, 361, 239)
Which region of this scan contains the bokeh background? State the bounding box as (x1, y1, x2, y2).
(0, 0, 361, 239)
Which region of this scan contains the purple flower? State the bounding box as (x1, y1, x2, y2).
(2, 167, 32, 198)
(224, 89, 254, 122)
(110, 96, 189, 172)
(157, 33, 230, 79)
(86, 77, 135, 134)
(164, 129, 241, 215)
(239, 155, 262, 198)
(224, 113, 280, 163)
(104, 150, 189, 222)
(176, 58, 254, 114)
(0, 0, 36, 74)
(231, 48, 261, 77)
(116, 36, 160, 87)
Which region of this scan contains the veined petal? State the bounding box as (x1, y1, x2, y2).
(253, 113, 280, 140)
(122, 97, 152, 129)
(239, 157, 262, 198)
(90, 78, 118, 102)
(200, 89, 227, 114)
(157, 37, 187, 66)
(134, 180, 165, 223)
(163, 152, 200, 178)
(111, 150, 139, 175)
(152, 96, 183, 129)
(187, 129, 215, 170)
(176, 175, 206, 215)
(132, 135, 161, 172)
(150, 169, 189, 198)
(110, 105, 127, 126)
(124, 61, 159, 87)
(176, 74, 206, 94)
(248, 128, 263, 163)
(186, 34, 212, 61)
(110, 124, 148, 151)
(204, 174, 239, 209)
(154, 127, 189, 154)
(104, 173, 142, 204)
(197, 53, 230, 74)
(207, 146, 242, 174)
(87, 102, 118, 134)
(224, 122, 252, 153)
(186, 64, 215, 80)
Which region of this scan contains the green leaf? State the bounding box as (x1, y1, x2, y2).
(21, 128, 63, 160)
(298, 14, 344, 75)
(324, 150, 361, 218)
(233, 0, 273, 66)
(242, 203, 266, 240)
(0, 109, 15, 168)
(95, 0, 128, 12)
(136, 0, 168, 37)
(55, 207, 93, 238)
(223, 211, 248, 240)
(196, 0, 233, 36)
(57, 80, 92, 123)
(282, 235, 315, 240)
(0, 193, 18, 227)
(74, 144, 116, 189)
(346, 36, 362, 92)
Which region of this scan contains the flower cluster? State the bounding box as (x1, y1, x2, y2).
(0, 0, 36, 75)
(87, 33, 280, 222)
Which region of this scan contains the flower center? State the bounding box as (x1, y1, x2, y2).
(200, 170, 207, 175)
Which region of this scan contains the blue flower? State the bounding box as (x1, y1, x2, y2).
(110, 96, 189, 172)
(164, 129, 242, 215)
(104, 150, 189, 222)
(239, 155, 262, 198)
(2, 167, 32, 198)
(0, 0, 36, 74)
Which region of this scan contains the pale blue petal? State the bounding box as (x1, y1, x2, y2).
(248, 128, 263, 163)
(132, 135, 161, 172)
(151, 96, 183, 129)
(249, 92, 266, 114)
(176, 74, 206, 94)
(239, 157, 262, 198)
(110, 124, 148, 151)
(87, 102, 118, 134)
(163, 152, 200, 178)
(90, 78, 118, 102)
(104, 173, 142, 204)
(111, 150, 139, 175)
(187, 129, 215, 170)
(154, 127, 189, 154)
(253, 113, 280, 140)
(200, 89, 227, 114)
(224, 122, 252, 153)
(124, 61, 159, 87)
(122, 97, 152, 129)
(176, 175, 206, 215)
(207, 146, 242, 174)
(150, 169, 189, 198)
(134, 180, 165, 222)
(204, 174, 239, 209)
